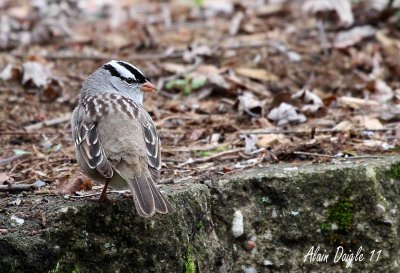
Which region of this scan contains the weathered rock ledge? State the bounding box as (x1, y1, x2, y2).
(2, 156, 400, 273)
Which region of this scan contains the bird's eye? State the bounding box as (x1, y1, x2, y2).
(124, 78, 135, 84)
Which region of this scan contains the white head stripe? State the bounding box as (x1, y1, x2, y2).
(117, 61, 144, 77)
(106, 60, 145, 81)
(106, 60, 136, 79)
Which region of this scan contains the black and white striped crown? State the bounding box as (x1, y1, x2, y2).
(103, 60, 146, 84)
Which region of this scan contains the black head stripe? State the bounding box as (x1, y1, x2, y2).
(103, 64, 122, 78)
(116, 61, 146, 83)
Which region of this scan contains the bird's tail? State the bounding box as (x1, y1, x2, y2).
(128, 175, 173, 217)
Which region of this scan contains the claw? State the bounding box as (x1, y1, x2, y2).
(98, 179, 110, 202)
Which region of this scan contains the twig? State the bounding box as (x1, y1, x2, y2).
(0, 184, 35, 192)
(163, 142, 233, 153)
(13, 40, 280, 63)
(0, 154, 29, 166)
(177, 148, 244, 167)
(0, 130, 69, 135)
(24, 113, 71, 131)
(293, 151, 384, 160)
(68, 190, 129, 199)
(161, 3, 172, 28)
(159, 178, 174, 184)
(240, 127, 393, 135)
(316, 20, 329, 56)
(44, 113, 72, 126)
(9, 157, 34, 173)
(229, 12, 244, 36)
(155, 113, 203, 127)
(293, 151, 335, 158)
(68, 193, 102, 198)
(12, 51, 183, 62)
(222, 40, 278, 50)
(225, 75, 271, 98)
(344, 155, 385, 159)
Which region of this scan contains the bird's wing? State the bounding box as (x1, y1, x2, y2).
(71, 106, 113, 179)
(138, 109, 161, 181)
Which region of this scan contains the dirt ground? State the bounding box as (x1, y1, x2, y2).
(0, 0, 400, 195)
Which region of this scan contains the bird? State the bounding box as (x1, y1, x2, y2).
(71, 60, 173, 217)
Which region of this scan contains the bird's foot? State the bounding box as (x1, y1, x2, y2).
(99, 192, 110, 202)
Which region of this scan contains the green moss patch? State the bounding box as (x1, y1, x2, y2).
(389, 164, 400, 179)
(185, 245, 196, 273)
(323, 199, 354, 232)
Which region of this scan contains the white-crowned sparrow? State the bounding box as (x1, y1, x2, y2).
(71, 60, 172, 217)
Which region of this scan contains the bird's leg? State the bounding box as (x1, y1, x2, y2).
(99, 179, 110, 202)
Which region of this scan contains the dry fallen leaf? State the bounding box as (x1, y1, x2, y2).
(235, 67, 278, 82)
(363, 117, 384, 130)
(333, 120, 354, 131)
(207, 73, 231, 90)
(162, 62, 187, 74)
(22, 61, 52, 88)
(101, 33, 131, 49)
(368, 79, 393, 103)
(183, 45, 213, 62)
(356, 140, 391, 149)
(368, 0, 400, 11)
(0, 173, 11, 184)
(59, 173, 93, 194)
(334, 25, 376, 48)
(302, 0, 354, 27)
(375, 31, 400, 57)
(188, 128, 206, 141)
(379, 104, 400, 122)
(234, 92, 263, 117)
(256, 134, 287, 148)
(268, 102, 306, 126)
(242, 134, 257, 153)
(0, 64, 21, 81)
(339, 96, 379, 110)
(292, 89, 325, 116)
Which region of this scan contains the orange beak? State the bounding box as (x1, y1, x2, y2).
(140, 81, 157, 93)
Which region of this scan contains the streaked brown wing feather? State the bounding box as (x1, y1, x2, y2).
(138, 110, 161, 180)
(73, 108, 113, 179)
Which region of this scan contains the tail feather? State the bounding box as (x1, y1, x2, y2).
(130, 176, 155, 217)
(129, 175, 173, 217)
(148, 178, 173, 214)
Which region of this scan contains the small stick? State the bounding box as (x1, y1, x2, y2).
(345, 155, 385, 159)
(229, 12, 244, 35)
(155, 113, 202, 127)
(12, 40, 281, 63)
(12, 51, 183, 62)
(240, 127, 393, 135)
(293, 151, 335, 158)
(24, 113, 71, 132)
(68, 193, 101, 198)
(9, 158, 33, 173)
(293, 151, 384, 160)
(68, 190, 129, 199)
(0, 184, 35, 192)
(177, 148, 244, 167)
(162, 142, 233, 153)
(0, 130, 69, 135)
(0, 154, 28, 166)
(316, 19, 329, 56)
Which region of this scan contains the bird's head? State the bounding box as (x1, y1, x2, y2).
(83, 60, 156, 104)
